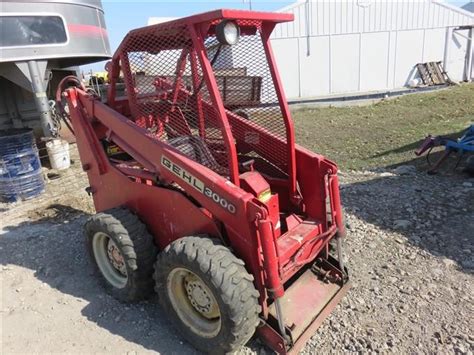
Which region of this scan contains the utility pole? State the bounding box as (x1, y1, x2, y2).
(243, 0, 252, 10)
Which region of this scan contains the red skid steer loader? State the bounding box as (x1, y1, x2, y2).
(62, 9, 350, 354)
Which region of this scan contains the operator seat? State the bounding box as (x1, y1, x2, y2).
(168, 136, 222, 172)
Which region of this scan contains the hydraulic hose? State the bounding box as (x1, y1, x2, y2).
(55, 75, 87, 136)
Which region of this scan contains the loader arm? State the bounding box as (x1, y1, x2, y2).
(68, 88, 258, 234)
(66, 87, 271, 301)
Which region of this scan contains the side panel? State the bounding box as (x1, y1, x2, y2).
(299, 36, 331, 98)
(393, 29, 424, 87)
(271, 38, 300, 99)
(423, 28, 446, 62)
(446, 29, 470, 82)
(295, 144, 335, 222)
(360, 32, 390, 92)
(91, 167, 221, 249)
(330, 34, 360, 93)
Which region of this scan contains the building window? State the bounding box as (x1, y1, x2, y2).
(0, 16, 67, 47)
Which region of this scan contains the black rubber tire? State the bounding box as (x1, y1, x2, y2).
(85, 207, 157, 302)
(154, 236, 261, 354)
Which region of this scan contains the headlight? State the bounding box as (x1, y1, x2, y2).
(216, 20, 240, 46)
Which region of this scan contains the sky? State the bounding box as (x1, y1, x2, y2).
(82, 0, 291, 72)
(82, 0, 471, 73)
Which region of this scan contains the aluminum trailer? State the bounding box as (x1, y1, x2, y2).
(0, 0, 111, 138)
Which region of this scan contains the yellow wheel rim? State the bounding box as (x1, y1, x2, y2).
(167, 267, 221, 338)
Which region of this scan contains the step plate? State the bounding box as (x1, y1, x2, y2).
(268, 269, 342, 342)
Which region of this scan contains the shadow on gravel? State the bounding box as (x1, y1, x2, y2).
(0, 203, 200, 354)
(340, 170, 474, 273)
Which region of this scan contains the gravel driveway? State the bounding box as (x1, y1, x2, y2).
(1, 168, 473, 354)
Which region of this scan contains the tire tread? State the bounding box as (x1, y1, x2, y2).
(85, 207, 157, 302)
(154, 236, 261, 354)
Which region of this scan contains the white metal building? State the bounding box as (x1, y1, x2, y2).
(271, 0, 474, 100)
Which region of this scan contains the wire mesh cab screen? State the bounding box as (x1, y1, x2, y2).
(119, 18, 289, 180)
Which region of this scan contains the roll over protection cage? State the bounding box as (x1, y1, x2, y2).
(105, 9, 301, 205)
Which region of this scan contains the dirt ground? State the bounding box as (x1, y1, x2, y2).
(1, 85, 473, 354)
(1, 166, 473, 354)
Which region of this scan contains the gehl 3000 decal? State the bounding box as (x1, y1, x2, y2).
(161, 156, 236, 214)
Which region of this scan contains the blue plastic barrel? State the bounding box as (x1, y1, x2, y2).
(0, 129, 45, 202)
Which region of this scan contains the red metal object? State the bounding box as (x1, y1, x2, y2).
(64, 9, 350, 353)
(260, 267, 351, 354)
(67, 24, 108, 37)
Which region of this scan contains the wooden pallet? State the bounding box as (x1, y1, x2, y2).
(416, 61, 450, 86)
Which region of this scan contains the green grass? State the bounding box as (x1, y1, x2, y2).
(292, 83, 474, 171)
